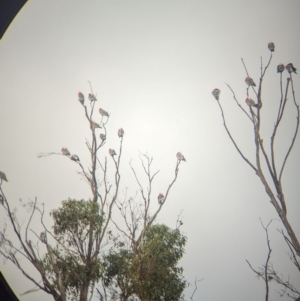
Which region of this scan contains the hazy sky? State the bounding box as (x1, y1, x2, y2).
(1, 1, 300, 301)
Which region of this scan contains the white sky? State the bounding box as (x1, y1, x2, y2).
(0, 1, 300, 301)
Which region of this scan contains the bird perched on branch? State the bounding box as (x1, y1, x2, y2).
(245, 97, 258, 107)
(286, 63, 297, 74)
(109, 149, 116, 157)
(277, 64, 285, 73)
(245, 76, 256, 87)
(158, 193, 164, 205)
(99, 108, 109, 117)
(90, 121, 102, 130)
(100, 133, 106, 141)
(176, 152, 186, 162)
(78, 92, 84, 105)
(268, 42, 275, 52)
(88, 93, 97, 102)
(40, 231, 47, 244)
(118, 128, 124, 138)
(212, 88, 221, 100)
(61, 148, 71, 156)
(70, 154, 80, 162)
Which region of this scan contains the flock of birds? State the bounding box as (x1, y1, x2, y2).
(61, 94, 187, 164)
(0, 81, 190, 235)
(5, 42, 295, 234)
(212, 42, 297, 106)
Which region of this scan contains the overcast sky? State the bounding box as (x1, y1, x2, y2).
(0, 1, 300, 301)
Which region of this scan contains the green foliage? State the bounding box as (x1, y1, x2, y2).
(43, 199, 105, 299)
(51, 199, 104, 244)
(103, 224, 187, 301)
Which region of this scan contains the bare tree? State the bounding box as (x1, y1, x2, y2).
(100, 152, 187, 301)
(0, 85, 186, 301)
(214, 42, 299, 254)
(246, 219, 300, 301)
(213, 43, 299, 299)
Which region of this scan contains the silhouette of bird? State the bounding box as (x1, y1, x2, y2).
(0, 171, 8, 182)
(176, 152, 186, 162)
(88, 93, 97, 102)
(212, 88, 221, 100)
(286, 63, 297, 74)
(245, 76, 256, 86)
(245, 97, 257, 107)
(90, 121, 102, 130)
(158, 193, 164, 205)
(118, 128, 124, 138)
(61, 148, 71, 156)
(268, 42, 275, 52)
(70, 154, 80, 162)
(100, 133, 106, 141)
(99, 108, 109, 117)
(277, 64, 285, 73)
(40, 231, 47, 244)
(78, 92, 84, 105)
(109, 149, 116, 156)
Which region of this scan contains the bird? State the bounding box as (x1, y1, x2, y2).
(78, 92, 84, 105)
(90, 121, 102, 130)
(212, 88, 221, 100)
(286, 63, 297, 74)
(268, 42, 275, 52)
(158, 193, 164, 205)
(277, 64, 285, 73)
(176, 152, 186, 162)
(0, 171, 8, 182)
(118, 128, 124, 138)
(40, 231, 47, 244)
(61, 148, 71, 156)
(109, 149, 116, 156)
(88, 93, 97, 102)
(70, 154, 80, 162)
(99, 108, 109, 117)
(245, 97, 257, 107)
(100, 133, 106, 141)
(245, 76, 256, 86)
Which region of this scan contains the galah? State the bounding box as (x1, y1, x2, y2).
(277, 64, 285, 73)
(99, 108, 109, 117)
(0, 171, 8, 182)
(118, 128, 124, 138)
(286, 63, 297, 74)
(268, 42, 275, 52)
(245, 97, 257, 107)
(176, 152, 186, 162)
(61, 147, 71, 156)
(158, 193, 164, 205)
(90, 121, 102, 130)
(109, 148, 116, 156)
(40, 231, 47, 244)
(70, 154, 80, 162)
(88, 93, 97, 102)
(78, 92, 84, 105)
(245, 76, 256, 87)
(100, 133, 106, 141)
(212, 88, 221, 100)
